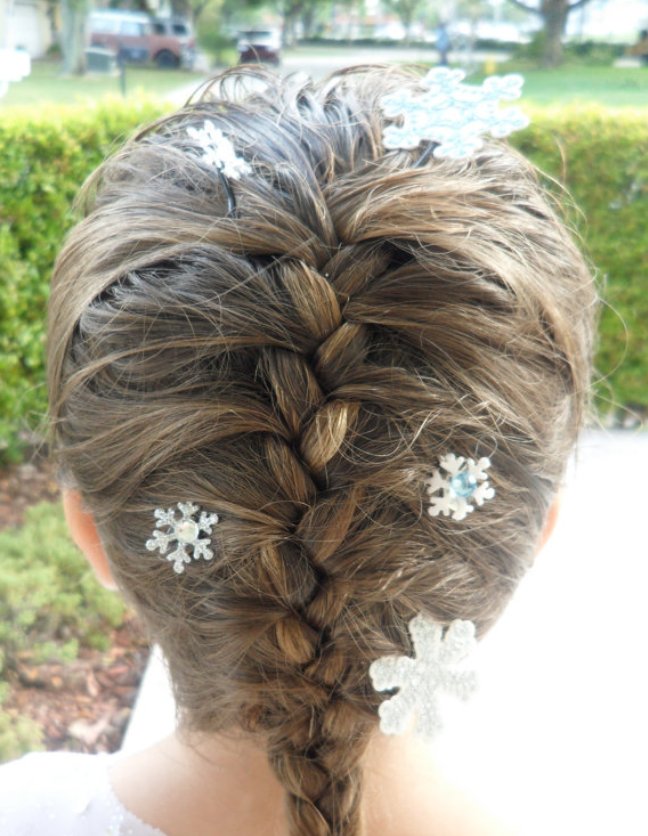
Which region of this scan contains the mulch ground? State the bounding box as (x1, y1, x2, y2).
(0, 459, 60, 530)
(0, 457, 151, 755)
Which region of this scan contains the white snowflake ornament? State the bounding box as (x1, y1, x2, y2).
(369, 615, 478, 738)
(426, 453, 495, 521)
(145, 501, 219, 574)
(186, 120, 251, 179)
(381, 67, 529, 159)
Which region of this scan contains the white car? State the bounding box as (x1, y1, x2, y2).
(237, 29, 281, 65)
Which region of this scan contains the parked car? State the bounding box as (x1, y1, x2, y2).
(237, 29, 281, 65)
(88, 10, 196, 69)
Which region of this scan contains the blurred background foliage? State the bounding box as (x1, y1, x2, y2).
(0, 502, 126, 760)
(0, 100, 165, 462)
(515, 105, 648, 420)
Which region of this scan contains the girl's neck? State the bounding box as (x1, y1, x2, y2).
(109, 728, 514, 836)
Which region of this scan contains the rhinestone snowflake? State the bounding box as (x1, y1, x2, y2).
(370, 615, 478, 738)
(381, 67, 529, 159)
(145, 502, 219, 574)
(186, 120, 251, 179)
(425, 453, 495, 521)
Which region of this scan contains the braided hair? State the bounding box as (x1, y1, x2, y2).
(48, 66, 596, 835)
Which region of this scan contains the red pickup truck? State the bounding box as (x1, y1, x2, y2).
(88, 10, 196, 69)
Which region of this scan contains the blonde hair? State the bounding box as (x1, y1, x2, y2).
(48, 67, 596, 835)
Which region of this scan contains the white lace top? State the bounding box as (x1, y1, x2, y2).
(0, 750, 166, 835)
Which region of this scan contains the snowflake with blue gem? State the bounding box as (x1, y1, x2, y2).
(145, 501, 219, 574)
(425, 453, 495, 521)
(369, 615, 478, 738)
(381, 67, 529, 159)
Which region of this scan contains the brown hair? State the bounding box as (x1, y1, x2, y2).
(48, 66, 596, 835)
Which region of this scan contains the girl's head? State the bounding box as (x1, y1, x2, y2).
(48, 67, 596, 835)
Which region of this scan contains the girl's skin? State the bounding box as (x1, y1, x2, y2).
(63, 489, 560, 836)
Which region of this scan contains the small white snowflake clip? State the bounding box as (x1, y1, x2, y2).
(426, 453, 495, 522)
(145, 501, 219, 574)
(381, 67, 529, 159)
(186, 120, 251, 179)
(369, 615, 478, 738)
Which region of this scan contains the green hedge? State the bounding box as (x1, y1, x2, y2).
(0, 502, 125, 671)
(0, 502, 127, 760)
(0, 99, 166, 462)
(1, 102, 646, 461)
(513, 106, 648, 418)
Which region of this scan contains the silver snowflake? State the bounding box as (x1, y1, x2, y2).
(145, 501, 219, 574)
(369, 615, 477, 738)
(380, 67, 529, 159)
(186, 120, 251, 179)
(425, 453, 495, 521)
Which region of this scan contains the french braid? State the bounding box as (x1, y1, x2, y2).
(48, 66, 596, 835)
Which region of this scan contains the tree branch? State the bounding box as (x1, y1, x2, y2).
(568, 0, 595, 10)
(507, 0, 541, 16)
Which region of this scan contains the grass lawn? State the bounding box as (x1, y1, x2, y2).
(4, 54, 648, 111)
(482, 64, 648, 107)
(286, 46, 648, 107)
(1, 60, 205, 109)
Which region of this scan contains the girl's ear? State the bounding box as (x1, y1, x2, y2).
(538, 495, 561, 554)
(62, 489, 117, 591)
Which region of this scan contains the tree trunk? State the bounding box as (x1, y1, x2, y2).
(61, 0, 87, 74)
(398, 0, 417, 47)
(508, 0, 594, 67)
(281, 0, 303, 47)
(301, 0, 318, 39)
(61, 0, 73, 72)
(403, 16, 412, 47)
(46, 0, 59, 51)
(542, 0, 569, 66)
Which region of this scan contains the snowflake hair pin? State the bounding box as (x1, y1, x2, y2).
(426, 453, 495, 521)
(369, 615, 478, 738)
(145, 502, 219, 574)
(186, 120, 251, 180)
(381, 67, 529, 160)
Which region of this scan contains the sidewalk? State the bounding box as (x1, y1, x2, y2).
(122, 429, 648, 835)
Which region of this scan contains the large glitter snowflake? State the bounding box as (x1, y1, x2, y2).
(369, 615, 477, 738)
(380, 67, 529, 159)
(145, 501, 219, 574)
(186, 120, 251, 179)
(425, 453, 495, 521)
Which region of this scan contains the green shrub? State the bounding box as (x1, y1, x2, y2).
(0, 708, 43, 762)
(0, 99, 167, 462)
(0, 102, 646, 462)
(513, 35, 624, 66)
(0, 501, 128, 758)
(563, 40, 625, 66)
(0, 502, 126, 678)
(512, 106, 648, 416)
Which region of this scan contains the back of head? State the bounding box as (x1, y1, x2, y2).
(48, 66, 596, 835)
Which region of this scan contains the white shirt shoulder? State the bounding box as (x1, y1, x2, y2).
(0, 750, 165, 835)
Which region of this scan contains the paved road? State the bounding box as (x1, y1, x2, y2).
(123, 429, 648, 835)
